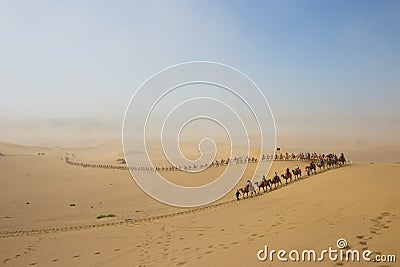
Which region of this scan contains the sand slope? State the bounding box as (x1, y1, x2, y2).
(0, 142, 399, 266)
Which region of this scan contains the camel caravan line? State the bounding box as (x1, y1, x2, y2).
(235, 153, 346, 201)
(64, 151, 335, 172)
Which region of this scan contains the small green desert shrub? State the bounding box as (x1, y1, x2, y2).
(96, 214, 116, 219)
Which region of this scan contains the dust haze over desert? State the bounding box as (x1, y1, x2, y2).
(1, 1, 400, 267)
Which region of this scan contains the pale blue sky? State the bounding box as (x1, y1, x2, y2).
(0, 1, 399, 148)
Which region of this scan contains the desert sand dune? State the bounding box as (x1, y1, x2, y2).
(0, 141, 399, 266)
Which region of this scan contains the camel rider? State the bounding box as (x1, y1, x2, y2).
(247, 180, 252, 189)
(286, 167, 290, 175)
(261, 175, 266, 183)
(273, 172, 279, 179)
(295, 164, 300, 170)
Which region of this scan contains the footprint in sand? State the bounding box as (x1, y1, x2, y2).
(205, 251, 213, 254)
(176, 261, 186, 266)
(2, 259, 10, 263)
(51, 259, 59, 262)
(114, 248, 120, 252)
(72, 255, 80, 258)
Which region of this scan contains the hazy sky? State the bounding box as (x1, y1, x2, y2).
(0, 1, 399, 153)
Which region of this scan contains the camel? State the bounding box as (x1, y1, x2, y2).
(325, 159, 332, 169)
(271, 176, 282, 189)
(292, 168, 302, 179)
(305, 162, 316, 176)
(281, 172, 292, 184)
(317, 161, 325, 171)
(255, 179, 272, 193)
(239, 185, 256, 198)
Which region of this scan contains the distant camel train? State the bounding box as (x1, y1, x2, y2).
(64, 151, 338, 172)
